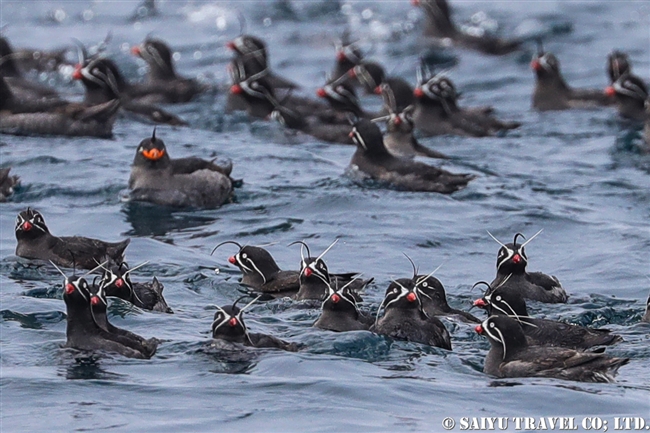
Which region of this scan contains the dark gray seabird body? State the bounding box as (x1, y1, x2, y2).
(488, 232, 568, 303)
(531, 50, 612, 111)
(0, 75, 64, 114)
(226, 34, 300, 92)
(63, 276, 155, 359)
(477, 316, 628, 383)
(313, 287, 372, 332)
(211, 302, 299, 351)
(606, 73, 648, 121)
(606, 51, 631, 85)
(415, 275, 479, 323)
(131, 37, 206, 104)
(414, 0, 522, 55)
(88, 280, 159, 357)
(271, 105, 355, 145)
(372, 278, 452, 349)
(0, 75, 119, 138)
(0, 167, 20, 202)
(413, 74, 519, 137)
(330, 36, 364, 85)
(73, 56, 186, 126)
(475, 286, 622, 349)
(217, 243, 300, 296)
(377, 78, 449, 159)
(101, 261, 173, 313)
(0, 36, 61, 100)
(349, 119, 474, 193)
(128, 131, 233, 209)
(292, 243, 372, 302)
(15, 208, 129, 270)
(225, 35, 311, 118)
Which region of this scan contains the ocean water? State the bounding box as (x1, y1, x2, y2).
(1, 1, 649, 432)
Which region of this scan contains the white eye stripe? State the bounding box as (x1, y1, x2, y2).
(497, 247, 515, 269)
(351, 129, 367, 149)
(323, 85, 347, 103)
(493, 303, 510, 316)
(422, 0, 443, 17)
(239, 79, 267, 99)
(613, 78, 648, 99)
(538, 53, 557, 71)
(305, 262, 329, 285)
(15, 214, 25, 228)
(343, 46, 361, 63)
(421, 81, 437, 99)
(69, 279, 89, 302)
(233, 37, 245, 51)
(91, 284, 108, 306)
(142, 44, 167, 70)
(324, 285, 362, 315)
(233, 253, 253, 273)
(81, 63, 105, 86)
(211, 312, 232, 332)
(376, 282, 413, 325)
(482, 320, 500, 340)
(102, 271, 118, 286)
(243, 257, 267, 284)
(271, 110, 285, 126)
(482, 320, 503, 347)
(356, 68, 377, 90)
(81, 63, 119, 96)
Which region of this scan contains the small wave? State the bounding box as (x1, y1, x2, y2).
(235, 218, 303, 237)
(0, 309, 66, 329)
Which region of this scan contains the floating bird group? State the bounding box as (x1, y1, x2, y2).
(12, 207, 645, 383)
(2, 0, 649, 384)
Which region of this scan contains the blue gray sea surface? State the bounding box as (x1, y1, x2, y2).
(0, 1, 649, 432)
